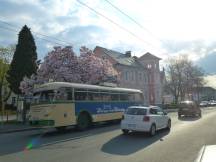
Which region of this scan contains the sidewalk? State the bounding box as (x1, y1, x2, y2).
(0, 122, 40, 134)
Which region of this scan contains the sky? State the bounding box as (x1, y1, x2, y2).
(0, 0, 216, 74)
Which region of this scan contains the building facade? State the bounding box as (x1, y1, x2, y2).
(94, 46, 165, 105)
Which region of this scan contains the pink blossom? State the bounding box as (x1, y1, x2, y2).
(20, 46, 118, 95)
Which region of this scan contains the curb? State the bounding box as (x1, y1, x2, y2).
(0, 127, 41, 134)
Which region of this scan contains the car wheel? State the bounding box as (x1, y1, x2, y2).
(178, 114, 181, 118)
(199, 112, 202, 118)
(149, 124, 156, 136)
(166, 119, 171, 130)
(122, 129, 129, 135)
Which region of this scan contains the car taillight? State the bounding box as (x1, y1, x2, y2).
(122, 115, 124, 120)
(143, 116, 150, 122)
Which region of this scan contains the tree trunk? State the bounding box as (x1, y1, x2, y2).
(174, 95, 178, 104)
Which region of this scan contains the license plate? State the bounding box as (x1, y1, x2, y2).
(128, 124, 136, 128)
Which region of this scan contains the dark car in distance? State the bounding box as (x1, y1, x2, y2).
(178, 101, 202, 118)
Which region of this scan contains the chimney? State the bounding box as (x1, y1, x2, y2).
(125, 51, 131, 57)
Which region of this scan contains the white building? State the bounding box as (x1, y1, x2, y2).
(94, 46, 165, 105)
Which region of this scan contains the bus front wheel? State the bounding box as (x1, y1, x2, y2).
(77, 113, 91, 131)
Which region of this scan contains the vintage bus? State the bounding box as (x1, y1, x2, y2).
(29, 82, 144, 131)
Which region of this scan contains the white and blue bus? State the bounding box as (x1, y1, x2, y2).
(29, 82, 144, 130)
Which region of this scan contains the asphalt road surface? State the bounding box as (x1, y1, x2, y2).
(1, 107, 216, 162)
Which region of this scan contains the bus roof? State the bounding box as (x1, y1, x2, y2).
(34, 82, 142, 93)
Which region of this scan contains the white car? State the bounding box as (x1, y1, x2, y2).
(195, 145, 216, 162)
(199, 101, 209, 107)
(121, 106, 171, 136)
(209, 100, 216, 106)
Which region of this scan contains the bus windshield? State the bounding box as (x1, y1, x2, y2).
(33, 90, 56, 103)
(33, 87, 73, 104)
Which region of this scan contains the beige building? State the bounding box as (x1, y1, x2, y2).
(94, 46, 165, 105)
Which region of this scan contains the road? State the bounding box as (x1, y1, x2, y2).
(0, 107, 216, 162)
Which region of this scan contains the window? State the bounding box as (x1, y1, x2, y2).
(120, 93, 129, 101)
(131, 71, 134, 81)
(74, 89, 88, 101)
(101, 91, 111, 101)
(88, 90, 101, 101)
(150, 108, 157, 115)
(33, 92, 41, 104)
(125, 71, 128, 80)
(127, 108, 147, 115)
(65, 88, 73, 100)
(156, 108, 164, 115)
(38, 90, 55, 102)
(55, 87, 73, 101)
(110, 93, 119, 101)
(147, 64, 152, 69)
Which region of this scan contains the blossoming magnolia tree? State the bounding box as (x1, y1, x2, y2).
(20, 46, 119, 95)
(79, 46, 118, 84)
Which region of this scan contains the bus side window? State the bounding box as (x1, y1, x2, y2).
(75, 89, 87, 101)
(120, 93, 129, 101)
(101, 91, 111, 101)
(110, 93, 119, 101)
(55, 87, 73, 101)
(65, 88, 73, 100)
(87, 90, 101, 101)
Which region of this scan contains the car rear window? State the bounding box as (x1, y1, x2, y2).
(126, 108, 147, 115)
(179, 103, 195, 109)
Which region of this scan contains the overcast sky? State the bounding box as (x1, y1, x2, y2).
(0, 0, 216, 74)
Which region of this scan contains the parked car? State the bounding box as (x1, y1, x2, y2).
(178, 101, 202, 118)
(195, 145, 216, 162)
(121, 106, 171, 136)
(199, 101, 209, 107)
(209, 100, 216, 106)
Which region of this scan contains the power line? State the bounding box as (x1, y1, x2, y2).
(0, 19, 75, 47)
(0, 25, 69, 47)
(76, 0, 161, 51)
(104, 0, 164, 44)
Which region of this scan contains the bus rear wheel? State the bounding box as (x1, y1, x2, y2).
(77, 113, 91, 131)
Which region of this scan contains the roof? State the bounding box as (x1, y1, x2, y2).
(34, 82, 143, 93)
(128, 106, 149, 109)
(94, 46, 142, 67)
(139, 52, 161, 60)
